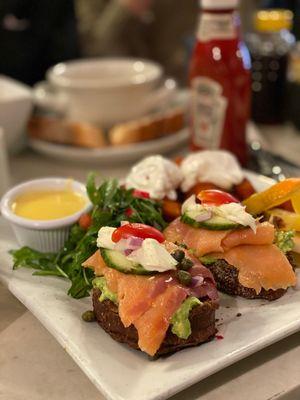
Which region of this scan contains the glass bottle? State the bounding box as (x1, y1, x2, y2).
(189, 0, 251, 166)
(247, 9, 295, 124)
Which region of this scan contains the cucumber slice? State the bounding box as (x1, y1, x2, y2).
(181, 210, 240, 231)
(100, 248, 155, 275)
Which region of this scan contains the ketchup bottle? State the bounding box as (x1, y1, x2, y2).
(189, 0, 251, 166)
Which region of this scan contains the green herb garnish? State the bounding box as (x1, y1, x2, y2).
(10, 173, 167, 299)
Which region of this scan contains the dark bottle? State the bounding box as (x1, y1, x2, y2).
(287, 43, 300, 130)
(247, 10, 295, 124)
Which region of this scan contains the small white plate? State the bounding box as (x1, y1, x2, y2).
(0, 172, 299, 400)
(29, 129, 189, 164)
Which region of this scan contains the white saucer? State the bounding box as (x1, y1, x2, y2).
(29, 128, 189, 164)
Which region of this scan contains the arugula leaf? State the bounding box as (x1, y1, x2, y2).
(10, 176, 167, 299)
(10, 247, 60, 274)
(33, 270, 66, 277)
(86, 172, 99, 205)
(102, 179, 119, 210)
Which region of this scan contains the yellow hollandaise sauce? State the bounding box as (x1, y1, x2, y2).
(11, 190, 87, 220)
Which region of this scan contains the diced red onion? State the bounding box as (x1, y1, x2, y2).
(124, 249, 133, 256)
(191, 276, 204, 288)
(188, 262, 219, 302)
(189, 280, 218, 302)
(128, 236, 144, 248)
(121, 221, 130, 226)
(205, 282, 219, 302)
(194, 210, 212, 222)
(115, 236, 144, 255)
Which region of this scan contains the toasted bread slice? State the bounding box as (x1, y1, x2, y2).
(69, 122, 106, 148)
(205, 258, 295, 300)
(92, 288, 217, 357)
(28, 117, 73, 144)
(28, 117, 106, 148)
(162, 108, 185, 136)
(108, 108, 185, 146)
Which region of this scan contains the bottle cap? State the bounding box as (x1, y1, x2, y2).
(201, 0, 239, 9)
(254, 9, 293, 32)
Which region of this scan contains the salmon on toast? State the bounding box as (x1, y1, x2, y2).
(83, 223, 219, 357)
(164, 190, 297, 300)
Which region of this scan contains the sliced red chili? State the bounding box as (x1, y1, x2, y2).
(132, 189, 150, 199)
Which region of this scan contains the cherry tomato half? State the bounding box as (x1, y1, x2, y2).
(197, 190, 239, 206)
(112, 223, 164, 243)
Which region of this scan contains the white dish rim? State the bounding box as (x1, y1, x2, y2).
(29, 128, 189, 164)
(48, 58, 163, 90)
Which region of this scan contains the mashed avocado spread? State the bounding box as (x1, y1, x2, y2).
(93, 277, 118, 304)
(274, 230, 294, 253)
(171, 297, 202, 339)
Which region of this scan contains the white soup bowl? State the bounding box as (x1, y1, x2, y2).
(33, 58, 176, 127)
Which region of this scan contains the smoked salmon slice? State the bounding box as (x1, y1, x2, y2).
(164, 219, 275, 256)
(164, 219, 228, 256)
(218, 244, 297, 294)
(134, 285, 187, 356)
(117, 274, 171, 328)
(83, 251, 185, 328)
(83, 250, 106, 275)
(222, 222, 274, 250)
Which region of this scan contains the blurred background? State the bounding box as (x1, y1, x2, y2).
(0, 0, 299, 85)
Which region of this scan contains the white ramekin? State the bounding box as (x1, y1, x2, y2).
(1, 178, 92, 252)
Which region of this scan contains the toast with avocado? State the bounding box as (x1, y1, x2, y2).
(82, 223, 219, 357)
(92, 288, 217, 356)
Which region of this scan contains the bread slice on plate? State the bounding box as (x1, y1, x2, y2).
(92, 288, 217, 357)
(205, 258, 287, 301)
(83, 240, 220, 358)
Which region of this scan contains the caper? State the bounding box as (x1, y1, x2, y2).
(177, 270, 192, 286)
(180, 258, 194, 271)
(82, 310, 96, 322)
(171, 249, 185, 263)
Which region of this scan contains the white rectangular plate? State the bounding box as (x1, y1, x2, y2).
(1, 172, 300, 400)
